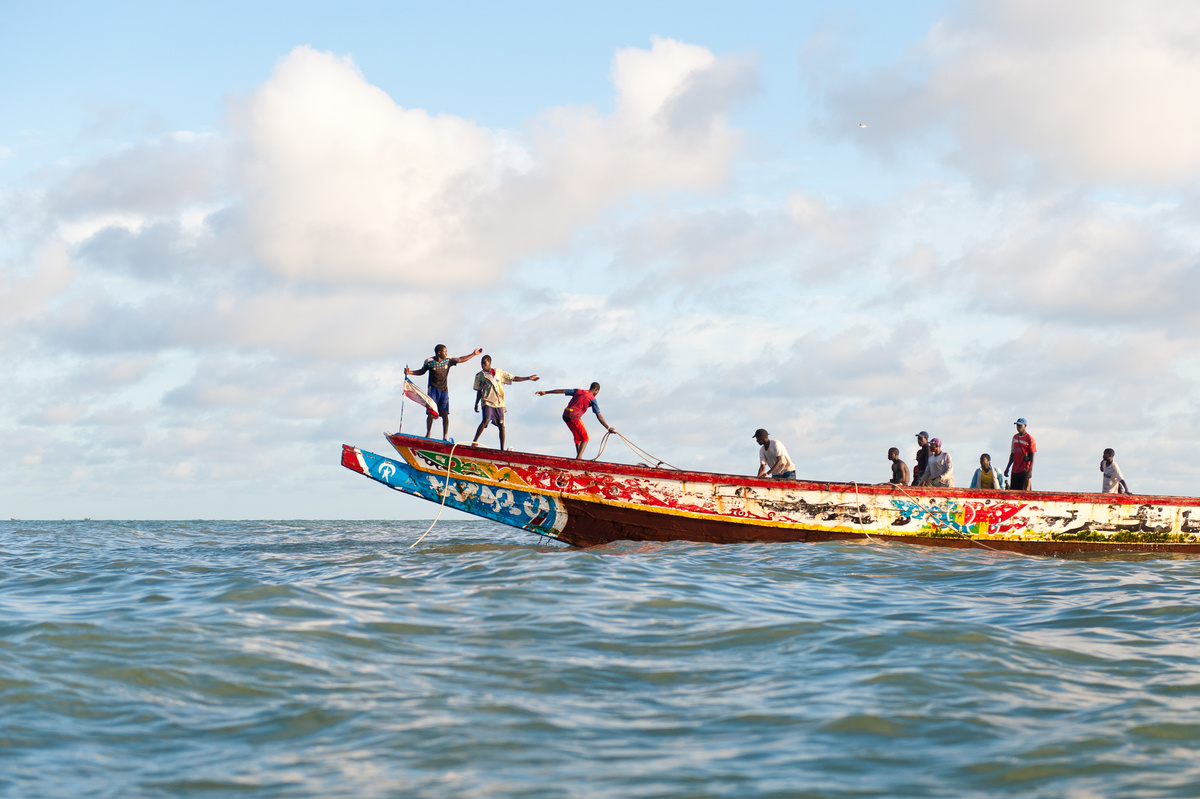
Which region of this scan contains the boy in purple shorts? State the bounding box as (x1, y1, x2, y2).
(406, 344, 482, 439)
(472, 355, 539, 450)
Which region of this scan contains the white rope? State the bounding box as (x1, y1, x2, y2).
(591, 430, 682, 470)
(409, 441, 459, 550)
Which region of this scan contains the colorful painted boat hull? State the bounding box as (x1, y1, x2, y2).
(341, 434, 1200, 556)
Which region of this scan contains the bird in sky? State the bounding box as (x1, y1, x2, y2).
(859, 123, 868, 128)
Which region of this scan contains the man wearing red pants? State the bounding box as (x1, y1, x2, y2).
(536, 382, 615, 459)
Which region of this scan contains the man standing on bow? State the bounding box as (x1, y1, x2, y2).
(754, 429, 796, 480)
(1005, 417, 1037, 491)
(536, 382, 614, 458)
(471, 355, 539, 450)
(405, 344, 482, 440)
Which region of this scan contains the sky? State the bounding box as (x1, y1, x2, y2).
(4, 0, 1200, 519)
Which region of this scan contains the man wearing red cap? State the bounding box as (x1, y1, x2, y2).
(1005, 418, 1037, 491)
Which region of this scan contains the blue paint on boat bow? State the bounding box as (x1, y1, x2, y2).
(350, 447, 563, 539)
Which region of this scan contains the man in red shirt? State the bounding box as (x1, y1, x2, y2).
(536, 382, 615, 458)
(1005, 417, 1037, 491)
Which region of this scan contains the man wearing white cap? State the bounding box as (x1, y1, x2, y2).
(1005, 418, 1037, 491)
(754, 429, 796, 480)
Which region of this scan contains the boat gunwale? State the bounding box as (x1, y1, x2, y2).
(385, 433, 1197, 509)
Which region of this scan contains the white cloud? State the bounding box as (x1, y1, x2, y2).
(820, 0, 1200, 185)
(233, 40, 754, 286)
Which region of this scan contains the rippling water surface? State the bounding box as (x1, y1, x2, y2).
(3, 520, 1200, 797)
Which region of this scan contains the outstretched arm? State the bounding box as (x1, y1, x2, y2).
(536, 389, 569, 396)
(456, 348, 483, 363)
(406, 362, 429, 377)
(513, 374, 540, 383)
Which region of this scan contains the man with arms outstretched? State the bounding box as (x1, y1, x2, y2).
(405, 344, 482, 439)
(536, 382, 614, 458)
(472, 355, 539, 450)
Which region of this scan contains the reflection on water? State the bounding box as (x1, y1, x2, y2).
(3, 519, 1200, 797)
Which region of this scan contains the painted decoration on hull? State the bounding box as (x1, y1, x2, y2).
(385, 440, 1200, 546)
(889, 498, 1030, 538)
(341, 445, 566, 539)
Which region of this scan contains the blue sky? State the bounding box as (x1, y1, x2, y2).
(5, 0, 1200, 519)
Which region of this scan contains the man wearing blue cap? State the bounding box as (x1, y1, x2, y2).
(1005, 418, 1037, 491)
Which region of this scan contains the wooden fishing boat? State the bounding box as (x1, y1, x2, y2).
(341, 433, 1200, 555)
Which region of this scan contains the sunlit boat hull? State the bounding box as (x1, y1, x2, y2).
(340, 433, 1200, 556)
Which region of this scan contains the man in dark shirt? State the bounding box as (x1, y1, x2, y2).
(913, 431, 931, 485)
(886, 447, 910, 485)
(405, 344, 482, 439)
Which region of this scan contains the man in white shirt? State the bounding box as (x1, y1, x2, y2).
(471, 355, 539, 450)
(1100, 448, 1130, 494)
(919, 438, 954, 487)
(754, 428, 796, 480)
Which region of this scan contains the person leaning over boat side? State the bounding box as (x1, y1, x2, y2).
(536, 383, 614, 459)
(970, 454, 1006, 490)
(405, 344, 483, 440)
(1005, 418, 1037, 491)
(912, 431, 931, 485)
(885, 447, 910, 485)
(754, 429, 796, 480)
(471, 354, 539, 451)
(1100, 448, 1131, 494)
(918, 438, 954, 487)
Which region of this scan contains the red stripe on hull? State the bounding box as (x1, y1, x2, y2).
(341, 444, 366, 473)
(385, 433, 1200, 509)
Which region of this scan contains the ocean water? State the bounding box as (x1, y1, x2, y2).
(3, 520, 1200, 798)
